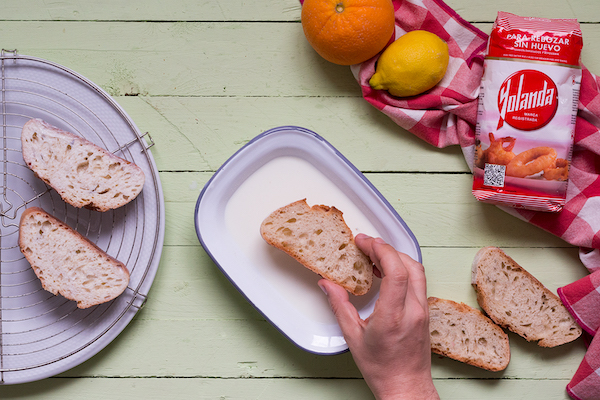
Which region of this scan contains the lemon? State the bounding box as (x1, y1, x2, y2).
(369, 30, 449, 97)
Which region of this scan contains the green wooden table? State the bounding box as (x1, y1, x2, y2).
(0, 1, 597, 398)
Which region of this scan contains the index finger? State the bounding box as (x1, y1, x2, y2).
(357, 234, 429, 306)
(356, 234, 410, 312)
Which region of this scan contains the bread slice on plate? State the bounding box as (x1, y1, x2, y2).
(472, 246, 582, 347)
(19, 207, 130, 309)
(428, 297, 510, 372)
(21, 118, 145, 212)
(260, 199, 373, 296)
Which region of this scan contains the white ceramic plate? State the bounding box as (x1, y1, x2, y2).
(195, 126, 420, 355)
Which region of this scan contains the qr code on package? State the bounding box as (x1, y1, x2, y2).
(483, 164, 506, 187)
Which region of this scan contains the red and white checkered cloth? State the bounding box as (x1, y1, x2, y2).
(299, 0, 600, 398)
(559, 272, 600, 399)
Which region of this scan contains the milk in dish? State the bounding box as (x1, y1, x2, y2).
(224, 155, 381, 324)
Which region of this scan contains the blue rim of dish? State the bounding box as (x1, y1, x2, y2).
(194, 125, 421, 355)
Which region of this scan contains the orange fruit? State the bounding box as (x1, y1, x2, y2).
(301, 0, 396, 66)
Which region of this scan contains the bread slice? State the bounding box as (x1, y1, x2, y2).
(260, 199, 373, 295)
(19, 207, 130, 309)
(472, 246, 582, 347)
(21, 118, 145, 212)
(428, 297, 510, 372)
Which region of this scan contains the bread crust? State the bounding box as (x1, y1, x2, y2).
(428, 297, 510, 371)
(260, 199, 373, 295)
(19, 207, 130, 309)
(471, 246, 582, 347)
(21, 118, 145, 212)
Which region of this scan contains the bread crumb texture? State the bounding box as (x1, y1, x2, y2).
(428, 297, 510, 371)
(19, 207, 130, 309)
(472, 247, 582, 347)
(21, 118, 145, 212)
(260, 199, 373, 295)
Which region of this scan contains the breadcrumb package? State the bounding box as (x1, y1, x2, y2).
(472, 12, 583, 212)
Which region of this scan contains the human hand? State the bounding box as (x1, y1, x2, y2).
(318, 234, 439, 400)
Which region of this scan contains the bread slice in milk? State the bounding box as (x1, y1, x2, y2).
(260, 199, 373, 295)
(472, 246, 581, 347)
(21, 118, 145, 212)
(19, 207, 130, 309)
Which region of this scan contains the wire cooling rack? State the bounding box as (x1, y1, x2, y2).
(0, 50, 165, 384)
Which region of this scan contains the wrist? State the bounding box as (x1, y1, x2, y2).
(369, 373, 439, 400)
(376, 384, 439, 400)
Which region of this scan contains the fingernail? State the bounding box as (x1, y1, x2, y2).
(374, 237, 386, 244)
(355, 233, 368, 240)
(318, 282, 328, 296)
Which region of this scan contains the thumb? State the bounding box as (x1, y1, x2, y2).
(319, 279, 363, 339)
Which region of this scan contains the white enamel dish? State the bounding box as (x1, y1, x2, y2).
(195, 126, 420, 355)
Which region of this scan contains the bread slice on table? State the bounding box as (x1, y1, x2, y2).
(21, 118, 145, 212)
(19, 207, 130, 309)
(472, 246, 582, 347)
(260, 199, 373, 296)
(428, 297, 510, 372)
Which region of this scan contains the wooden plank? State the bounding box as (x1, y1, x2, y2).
(1, 22, 599, 98)
(449, 0, 600, 22)
(116, 97, 210, 172)
(122, 96, 467, 173)
(0, 22, 358, 97)
(434, 379, 574, 399)
(0, 376, 577, 400)
(2, 0, 599, 23)
(42, 317, 582, 380)
(161, 172, 571, 248)
(0, 1, 303, 22)
(0, 377, 375, 400)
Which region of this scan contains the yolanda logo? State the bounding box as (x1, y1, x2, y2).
(497, 70, 558, 131)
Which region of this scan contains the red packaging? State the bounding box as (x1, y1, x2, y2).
(472, 12, 583, 212)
